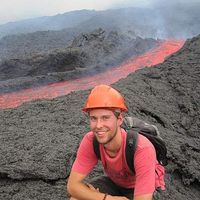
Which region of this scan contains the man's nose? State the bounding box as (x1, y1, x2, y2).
(95, 119, 103, 129)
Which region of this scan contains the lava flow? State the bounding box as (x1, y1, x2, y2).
(0, 39, 185, 109)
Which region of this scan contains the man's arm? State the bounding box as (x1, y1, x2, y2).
(67, 171, 129, 200)
(67, 171, 105, 200)
(134, 193, 153, 200)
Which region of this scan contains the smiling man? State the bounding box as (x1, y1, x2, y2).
(67, 84, 165, 200)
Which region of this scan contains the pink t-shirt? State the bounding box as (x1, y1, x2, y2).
(72, 129, 165, 196)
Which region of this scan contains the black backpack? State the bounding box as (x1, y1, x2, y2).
(93, 117, 168, 174)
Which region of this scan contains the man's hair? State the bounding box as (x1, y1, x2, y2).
(86, 108, 123, 119)
(113, 109, 123, 118)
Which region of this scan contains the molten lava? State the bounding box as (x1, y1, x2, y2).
(0, 39, 184, 109)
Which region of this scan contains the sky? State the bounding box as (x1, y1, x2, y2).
(0, 0, 154, 24)
(0, 0, 197, 25)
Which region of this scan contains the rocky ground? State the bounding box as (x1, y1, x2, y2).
(0, 33, 200, 199)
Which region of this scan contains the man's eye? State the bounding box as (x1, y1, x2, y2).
(102, 116, 110, 120)
(90, 117, 96, 122)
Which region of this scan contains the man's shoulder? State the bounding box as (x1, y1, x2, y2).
(137, 133, 155, 150)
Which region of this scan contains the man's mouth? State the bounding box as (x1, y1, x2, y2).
(96, 131, 106, 137)
(94, 129, 109, 137)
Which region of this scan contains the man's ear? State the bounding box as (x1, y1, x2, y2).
(117, 113, 124, 126)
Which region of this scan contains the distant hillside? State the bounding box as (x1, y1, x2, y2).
(0, 3, 200, 40)
(0, 10, 96, 38)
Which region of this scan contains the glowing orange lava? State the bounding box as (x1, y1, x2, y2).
(0, 39, 185, 109)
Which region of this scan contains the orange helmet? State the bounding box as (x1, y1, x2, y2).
(82, 84, 127, 112)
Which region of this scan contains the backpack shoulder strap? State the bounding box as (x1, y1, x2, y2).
(125, 128, 139, 174)
(93, 136, 100, 159)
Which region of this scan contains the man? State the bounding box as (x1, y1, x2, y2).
(67, 84, 165, 200)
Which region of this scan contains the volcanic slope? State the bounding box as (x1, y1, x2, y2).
(0, 34, 200, 200)
(0, 28, 157, 93)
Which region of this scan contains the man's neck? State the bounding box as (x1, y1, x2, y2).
(104, 128, 122, 157)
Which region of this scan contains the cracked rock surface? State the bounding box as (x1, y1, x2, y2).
(0, 35, 200, 199)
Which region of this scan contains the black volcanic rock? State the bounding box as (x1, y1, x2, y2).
(0, 31, 200, 200)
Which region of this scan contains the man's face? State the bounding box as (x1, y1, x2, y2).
(89, 109, 122, 145)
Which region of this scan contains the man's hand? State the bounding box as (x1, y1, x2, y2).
(106, 195, 129, 200)
(86, 183, 99, 192)
(86, 183, 129, 200)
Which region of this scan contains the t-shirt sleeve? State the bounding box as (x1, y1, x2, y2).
(71, 132, 98, 175)
(134, 145, 156, 196)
